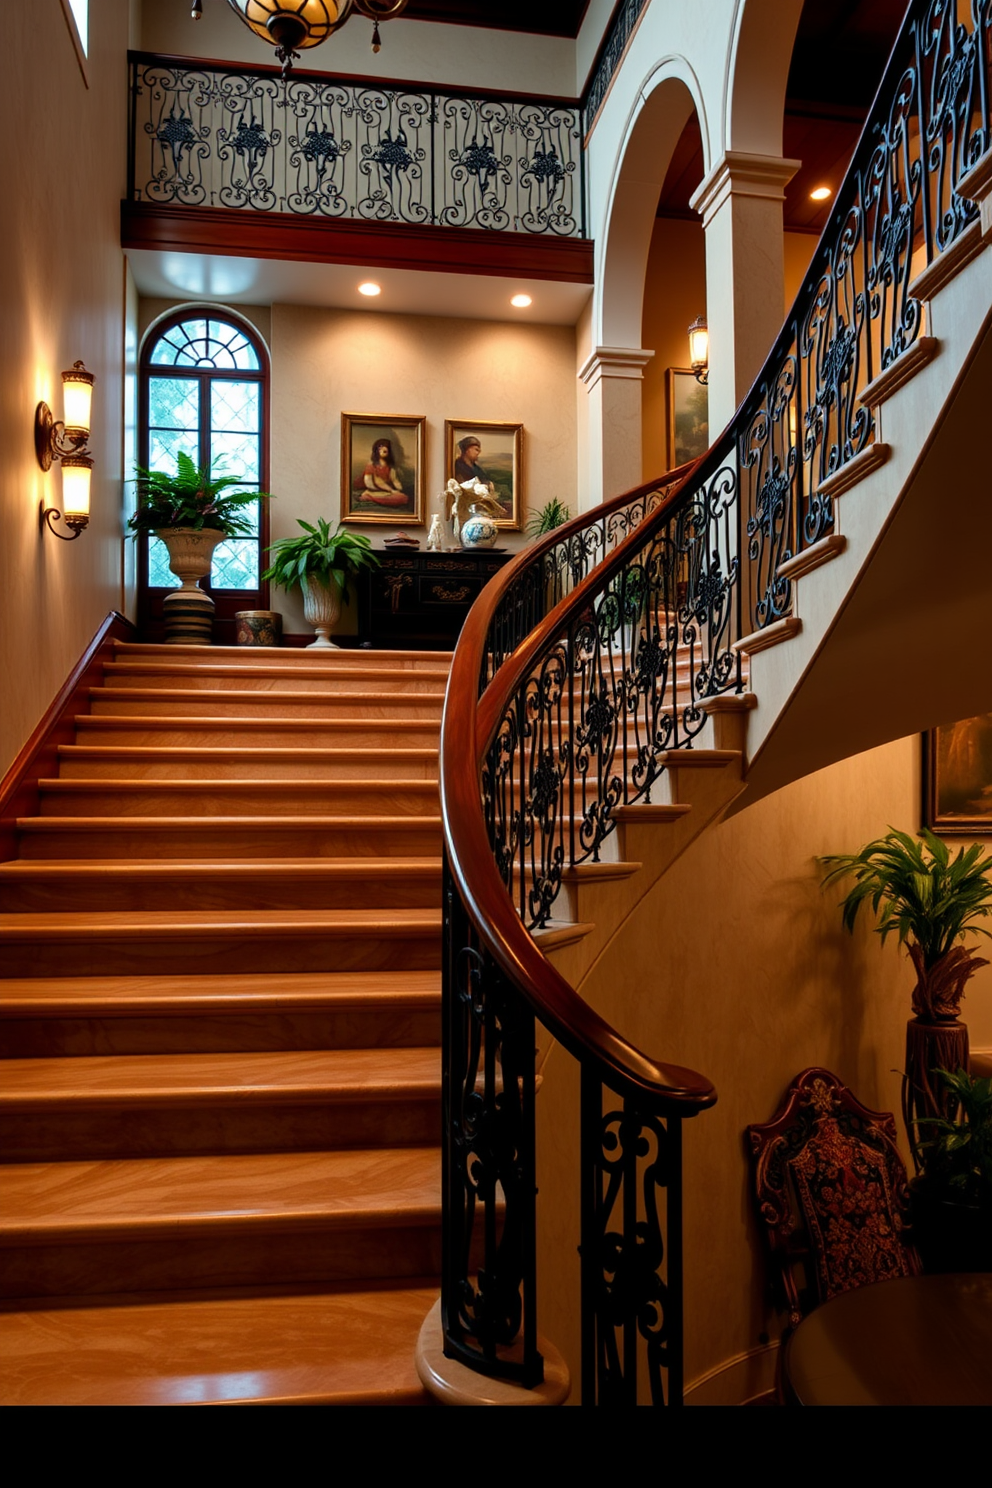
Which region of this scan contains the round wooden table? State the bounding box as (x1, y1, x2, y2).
(783, 1273, 992, 1406)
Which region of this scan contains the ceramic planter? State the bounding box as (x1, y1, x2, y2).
(156, 527, 226, 645)
(301, 574, 342, 648)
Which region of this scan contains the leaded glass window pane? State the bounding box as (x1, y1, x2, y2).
(148, 536, 178, 590)
(148, 317, 260, 371)
(211, 537, 259, 590)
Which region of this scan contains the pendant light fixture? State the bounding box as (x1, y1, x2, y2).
(195, 1, 409, 75)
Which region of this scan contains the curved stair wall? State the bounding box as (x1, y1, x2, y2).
(438, 0, 992, 1403)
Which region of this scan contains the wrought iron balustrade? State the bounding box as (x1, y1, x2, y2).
(128, 53, 585, 237)
(440, 0, 991, 1405)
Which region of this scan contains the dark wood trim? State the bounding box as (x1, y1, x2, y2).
(0, 612, 137, 863)
(122, 202, 594, 285)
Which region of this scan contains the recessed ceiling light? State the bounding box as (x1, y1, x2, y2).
(810, 186, 832, 202)
(510, 293, 532, 309)
(358, 281, 381, 297)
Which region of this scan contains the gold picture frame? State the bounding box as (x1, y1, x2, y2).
(341, 413, 426, 526)
(444, 419, 522, 530)
(922, 714, 992, 834)
(666, 368, 709, 469)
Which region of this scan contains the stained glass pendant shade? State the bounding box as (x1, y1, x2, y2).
(224, 1, 408, 65)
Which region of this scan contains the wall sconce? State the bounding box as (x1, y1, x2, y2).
(688, 316, 709, 386)
(36, 360, 94, 540)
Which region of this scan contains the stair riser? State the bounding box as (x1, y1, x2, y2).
(101, 668, 449, 695)
(16, 825, 442, 860)
(73, 723, 442, 748)
(0, 871, 442, 914)
(0, 931, 441, 979)
(90, 693, 444, 720)
(37, 786, 439, 817)
(0, 1095, 441, 1162)
(0, 1007, 441, 1059)
(0, 1225, 443, 1301)
(57, 750, 440, 781)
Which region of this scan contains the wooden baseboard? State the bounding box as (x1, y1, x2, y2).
(0, 611, 136, 863)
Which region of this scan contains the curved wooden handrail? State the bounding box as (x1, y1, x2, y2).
(441, 459, 716, 1111)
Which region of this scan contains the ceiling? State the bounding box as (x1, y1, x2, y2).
(658, 0, 908, 233)
(402, 1, 590, 37)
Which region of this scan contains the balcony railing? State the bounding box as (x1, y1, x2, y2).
(440, 0, 991, 1403)
(127, 52, 585, 238)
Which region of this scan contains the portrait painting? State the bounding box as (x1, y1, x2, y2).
(666, 368, 709, 469)
(444, 419, 522, 529)
(923, 714, 992, 834)
(342, 413, 425, 526)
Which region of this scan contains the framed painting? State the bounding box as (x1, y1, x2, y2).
(444, 419, 522, 530)
(923, 713, 992, 834)
(666, 368, 709, 469)
(341, 413, 426, 526)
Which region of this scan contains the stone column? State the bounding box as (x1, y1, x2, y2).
(577, 345, 655, 508)
(690, 151, 799, 430)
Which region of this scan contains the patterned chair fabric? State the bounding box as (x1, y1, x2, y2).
(747, 1068, 920, 1330)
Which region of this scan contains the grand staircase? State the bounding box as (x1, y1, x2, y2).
(0, 641, 450, 1406)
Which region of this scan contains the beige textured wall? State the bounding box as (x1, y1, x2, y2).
(266, 304, 577, 634)
(0, 1, 131, 775)
(536, 734, 992, 1399)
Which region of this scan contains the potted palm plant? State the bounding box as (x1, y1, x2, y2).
(128, 453, 272, 645)
(820, 828, 992, 1164)
(912, 1067, 992, 1272)
(262, 518, 379, 648)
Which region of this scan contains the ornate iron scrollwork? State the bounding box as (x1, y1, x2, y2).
(130, 58, 583, 236)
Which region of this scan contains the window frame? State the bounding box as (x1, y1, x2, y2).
(136, 307, 272, 644)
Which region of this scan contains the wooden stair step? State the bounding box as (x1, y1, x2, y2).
(14, 815, 443, 860)
(101, 662, 451, 694)
(72, 716, 442, 748)
(88, 687, 445, 719)
(0, 1147, 441, 1299)
(0, 1046, 442, 1160)
(57, 745, 440, 781)
(113, 639, 452, 671)
(0, 1282, 439, 1405)
(36, 777, 440, 817)
(0, 857, 442, 912)
(0, 970, 441, 1058)
(0, 907, 442, 977)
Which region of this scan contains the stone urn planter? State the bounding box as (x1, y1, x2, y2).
(301, 574, 342, 649)
(157, 527, 226, 645)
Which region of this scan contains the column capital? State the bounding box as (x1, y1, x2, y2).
(690, 150, 801, 227)
(578, 345, 655, 389)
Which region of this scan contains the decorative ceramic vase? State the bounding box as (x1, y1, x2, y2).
(460, 504, 499, 550)
(301, 574, 341, 648)
(157, 527, 226, 645)
(235, 610, 282, 647)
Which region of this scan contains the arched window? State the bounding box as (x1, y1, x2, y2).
(138, 310, 270, 639)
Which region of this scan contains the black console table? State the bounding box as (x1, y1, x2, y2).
(359, 549, 513, 651)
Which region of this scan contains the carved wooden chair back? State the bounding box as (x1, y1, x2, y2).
(747, 1068, 921, 1330)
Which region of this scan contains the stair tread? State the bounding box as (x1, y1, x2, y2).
(0, 1146, 441, 1240)
(0, 1282, 439, 1405)
(0, 857, 441, 875)
(0, 969, 441, 1015)
(14, 821, 443, 833)
(90, 686, 446, 703)
(0, 907, 440, 936)
(0, 1046, 441, 1106)
(114, 639, 452, 662)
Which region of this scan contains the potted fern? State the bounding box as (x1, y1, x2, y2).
(820, 828, 992, 1164)
(262, 518, 378, 649)
(128, 453, 273, 644)
(912, 1067, 992, 1272)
